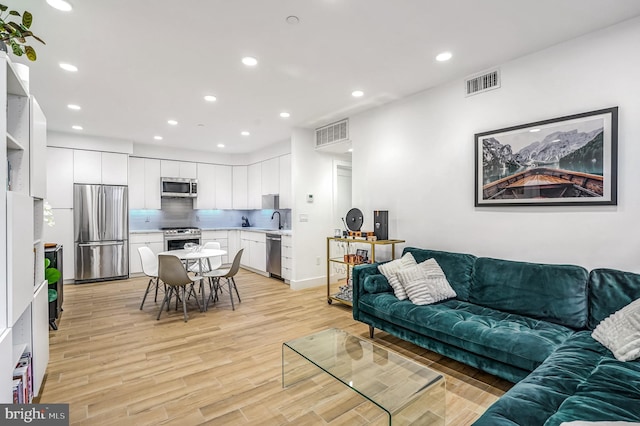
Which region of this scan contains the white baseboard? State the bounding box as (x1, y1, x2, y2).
(289, 276, 325, 290)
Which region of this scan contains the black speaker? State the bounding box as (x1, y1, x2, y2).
(373, 210, 388, 241)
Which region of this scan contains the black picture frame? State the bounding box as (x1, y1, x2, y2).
(474, 107, 618, 207)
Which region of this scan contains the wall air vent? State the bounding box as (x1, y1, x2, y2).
(315, 118, 349, 150)
(465, 69, 500, 96)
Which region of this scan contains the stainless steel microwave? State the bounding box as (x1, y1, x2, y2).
(161, 177, 198, 198)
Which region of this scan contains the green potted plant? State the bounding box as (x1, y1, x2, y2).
(0, 3, 45, 61)
(45, 258, 60, 303)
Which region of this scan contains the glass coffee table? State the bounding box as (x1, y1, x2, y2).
(282, 328, 445, 425)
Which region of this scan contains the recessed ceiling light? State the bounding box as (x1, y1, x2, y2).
(351, 90, 364, 98)
(241, 131, 250, 136)
(46, 0, 72, 11)
(154, 136, 163, 141)
(217, 143, 225, 148)
(242, 56, 258, 67)
(204, 95, 217, 102)
(67, 104, 81, 110)
(72, 125, 83, 130)
(286, 15, 300, 25)
(435, 51, 453, 62)
(279, 112, 290, 118)
(529, 128, 541, 133)
(167, 119, 178, 126)
(348, 148, 353, 153)
(59, 63, 78, 72)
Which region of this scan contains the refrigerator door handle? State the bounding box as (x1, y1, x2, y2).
(78, 241, 125, 247)
(100, 186, 105, 239)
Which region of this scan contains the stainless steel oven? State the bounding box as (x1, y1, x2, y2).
(163, 227, 201, 251)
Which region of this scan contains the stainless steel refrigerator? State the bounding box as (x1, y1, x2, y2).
(74, 184, 129, 282)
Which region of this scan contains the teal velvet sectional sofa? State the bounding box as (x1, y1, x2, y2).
(351, 247, 640, 425)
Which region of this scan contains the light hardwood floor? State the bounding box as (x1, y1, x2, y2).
(39, 271, 512, 425)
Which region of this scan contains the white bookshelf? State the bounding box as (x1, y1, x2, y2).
(0, 51, 48, 402)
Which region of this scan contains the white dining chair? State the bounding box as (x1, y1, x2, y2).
(138, 246, 163, 310)
(188, 241, 222, 274)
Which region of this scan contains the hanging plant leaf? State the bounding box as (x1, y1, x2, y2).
(10, 41, 21, 56)
(45, 258, 51, 268)
(0, 5, 8, 12)
(16, 37, 25, 43)
(48, 288, 58, 303)
(9, 10, 20, 17)
(32, 34, 44, 45)
(22, 11, 31, 28)
(25, 45, 36, 61)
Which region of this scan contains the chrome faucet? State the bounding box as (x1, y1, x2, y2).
(271, 210, 283, 229)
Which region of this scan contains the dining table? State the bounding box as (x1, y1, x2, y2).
(158, 247, 227, 311)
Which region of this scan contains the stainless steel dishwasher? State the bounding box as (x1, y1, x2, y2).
(266, 233, 282, 278)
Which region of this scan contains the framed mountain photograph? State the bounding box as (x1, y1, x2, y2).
(474, 107, 618, 207)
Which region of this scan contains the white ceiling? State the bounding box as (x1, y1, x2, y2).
(12, 0, 640, 154)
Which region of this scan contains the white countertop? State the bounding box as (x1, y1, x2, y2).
(130, 227, 292, 235)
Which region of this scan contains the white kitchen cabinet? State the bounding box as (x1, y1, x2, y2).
(129, 158, 161, 210)
(232, 166, 248, 209)
(74, 150, 128, 185)
(281, 234, 292, 282)
(46, 147, 74, 208)
(261, 157, 279, 195)
(228, 230, 240, 262)
(73, 150, 102, 184)
(215, 165, 233, 209)
(161, 160, 197, 178)
(194, 163, 216, 210)
(240, 231, 266, 272)
(129, 232, 164, 275)
(29, 98, 47, 199)
(279, 154, 291, 209)
(31, 280, 49, 397)
(101, 152, 128, 185)
(247, 163, 262, 209)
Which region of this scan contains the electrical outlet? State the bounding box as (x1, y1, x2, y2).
(316, 256, 320, 265)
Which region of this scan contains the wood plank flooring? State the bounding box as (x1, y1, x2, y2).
(38, 271, 512, 425)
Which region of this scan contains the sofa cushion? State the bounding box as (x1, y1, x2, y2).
(378, 252, 417, 300)
(359, 293, 575, 372)
(363, 274, 393, 294)
(588, 269, 640, 330)
(403, 247, 476, 301)
(396, 259, 456, 305)
(543, 358, 640, 425)
(470, 257, 589, 330)
(592, 297, 640, 361)
(474, 331, 609, 426)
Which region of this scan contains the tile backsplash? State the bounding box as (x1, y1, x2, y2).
(130, 198, 291, 231)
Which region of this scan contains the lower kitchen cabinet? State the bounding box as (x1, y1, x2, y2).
(281, 234, 292, 281)
(240, 231, 267, 273)
(129, 232, 164, 275)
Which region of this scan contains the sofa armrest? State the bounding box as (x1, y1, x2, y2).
(352, 263, 383, 319)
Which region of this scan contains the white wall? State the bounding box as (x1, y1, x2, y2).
(290, 128, 347, 289)
(350, 17, 640, 273)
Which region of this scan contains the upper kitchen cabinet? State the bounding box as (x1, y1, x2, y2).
(215, 165, 232, 209)
(261, 157, 279, 195)
(194, 163, 215, 209)
(101, 152, 128, 185)
(279, 154, 291, 209)
(232, 166, 248, 209)
(73, 150, 128, 185)
(46, 148, 73, 208)
(160, 160, 197, 179)
(247, 163, 261, 209)
(29, 98, 47, 199)
(129, 157, 161, 210)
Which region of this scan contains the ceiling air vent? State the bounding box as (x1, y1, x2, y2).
(315, 118, 349, 150)
(465, 69, 500, 96)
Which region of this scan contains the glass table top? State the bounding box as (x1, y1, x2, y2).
(283, 328, 444, 416)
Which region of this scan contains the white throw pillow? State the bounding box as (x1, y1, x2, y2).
(592, 297, 640, 362)
(378, 252, 417, 300)
(396, 258, 456, 305)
